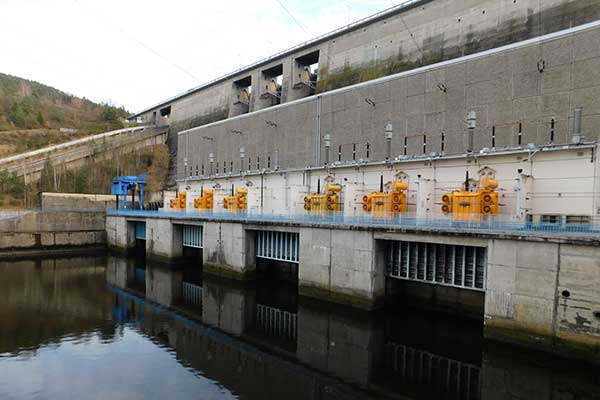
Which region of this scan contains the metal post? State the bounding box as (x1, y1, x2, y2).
(240, 147, 245, 173)
(467, 111, 477, 152)
(572, 107, 584, 144)
(324, 133, 331, 165)
(385, 123, 393, 161)
(139, 184, 144, 210)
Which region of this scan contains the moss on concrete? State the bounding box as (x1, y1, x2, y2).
(299, 284, 383, 311)
(485, 325, 600, 364)
(316, 54, 423, 94)
(203, 261, 256, 281)
(169, 107, 230, 134)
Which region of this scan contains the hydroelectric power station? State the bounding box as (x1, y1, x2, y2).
(107, 0, 600, 362)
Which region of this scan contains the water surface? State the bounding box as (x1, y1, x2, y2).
(0, 255, 598, 399)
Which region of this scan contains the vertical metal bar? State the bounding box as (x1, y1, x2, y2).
(450, 245, 455, 286)
(268, 231, 272, 257)
(424, 243, 428, 281)
(405, 242, 411, 279)
(471, 247, 476, 288)
(461, 245, 466, 288)
(257, 231, 261, 257)
(482, 247, 487, 290)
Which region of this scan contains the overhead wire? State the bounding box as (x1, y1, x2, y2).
(71, 0, 200, 83)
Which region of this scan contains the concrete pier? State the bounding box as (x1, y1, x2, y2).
(106, 212, 600, 360)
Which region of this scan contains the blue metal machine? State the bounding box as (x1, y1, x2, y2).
(111, 175, 147, 210)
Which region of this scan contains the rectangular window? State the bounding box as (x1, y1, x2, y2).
(404, 137, 408, 156)
(540, 214, 561, 224)
(492, 126, 496, 148)
(566, 215, 591, 224)
(441, 132, 445, 152)
(518, 123, 522, 146)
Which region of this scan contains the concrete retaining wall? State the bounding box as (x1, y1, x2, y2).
(0, 210, 106, 255)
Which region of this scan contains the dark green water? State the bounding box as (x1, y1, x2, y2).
(0, 255, 598, 400)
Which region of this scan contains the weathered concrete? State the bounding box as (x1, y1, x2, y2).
(178, 22, 600, 179)
(202, 221, 256, 280)
(106, 211, 600, 360)
(41, 192, 116, 210)
(485, 239, 600, 360)
(0, 210, 106, 255)
(146, 218, 183, 261)
(131, 0, 600, 143)
(298, 227, 383, 309)
(105, 215, 135, 252)
(0, 127, 166, 184)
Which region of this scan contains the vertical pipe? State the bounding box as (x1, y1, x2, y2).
(316, 96, 321, 166)
(572, 107, 584, 143)
(380, 175, 384, 193)
(141, 187, 144, 210)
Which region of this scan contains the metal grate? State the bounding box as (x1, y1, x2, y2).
(256, 304, 297, 341)
(183, 225, 203, 248)
(386, 241, 486, 291)
(182, 281, 203, 306)
(134, 221, 146, 240)
(386, 342, 481, 400)
(256, 231, 299, 263)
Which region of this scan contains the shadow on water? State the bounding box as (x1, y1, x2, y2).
(1, 253, 599, 399)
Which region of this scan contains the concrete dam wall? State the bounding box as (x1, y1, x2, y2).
(130, 0, 600, 137)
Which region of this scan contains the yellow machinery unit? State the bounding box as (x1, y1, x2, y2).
(170, 192, 187, 209)
(223, 187, 248, 211)
(441, 174, 499, 220)
(304, 182, 342, 212)
(193, 189, 214, 210)
(362, 179, 408, 213)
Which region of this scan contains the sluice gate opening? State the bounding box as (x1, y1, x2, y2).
(255, 230, 299, 282)
(384, 241, 486, 318)
(132, 221, 146, 257)
(181, 224, 203, 263)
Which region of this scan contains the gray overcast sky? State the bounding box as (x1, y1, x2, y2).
(1, 0, 400, 113)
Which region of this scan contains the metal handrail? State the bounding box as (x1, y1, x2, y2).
(0, 126, 150, 166)
(107, 209, 600, 237)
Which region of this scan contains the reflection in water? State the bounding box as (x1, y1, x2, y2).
(0, 254, 599, 400)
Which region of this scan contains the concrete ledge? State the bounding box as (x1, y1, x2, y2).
(299, 283, 384, 311)
(0, 244, 106, 260)
(484, 323, 600, 364)
(0, 230, 106, 253)
(203, 261, 256, 281)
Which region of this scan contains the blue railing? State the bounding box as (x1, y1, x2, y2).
(107, 209, 600, 237)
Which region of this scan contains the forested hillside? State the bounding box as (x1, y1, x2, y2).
(0, 72, 129, 157)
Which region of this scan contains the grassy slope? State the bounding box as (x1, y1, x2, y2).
(0, 72, 129, 157)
